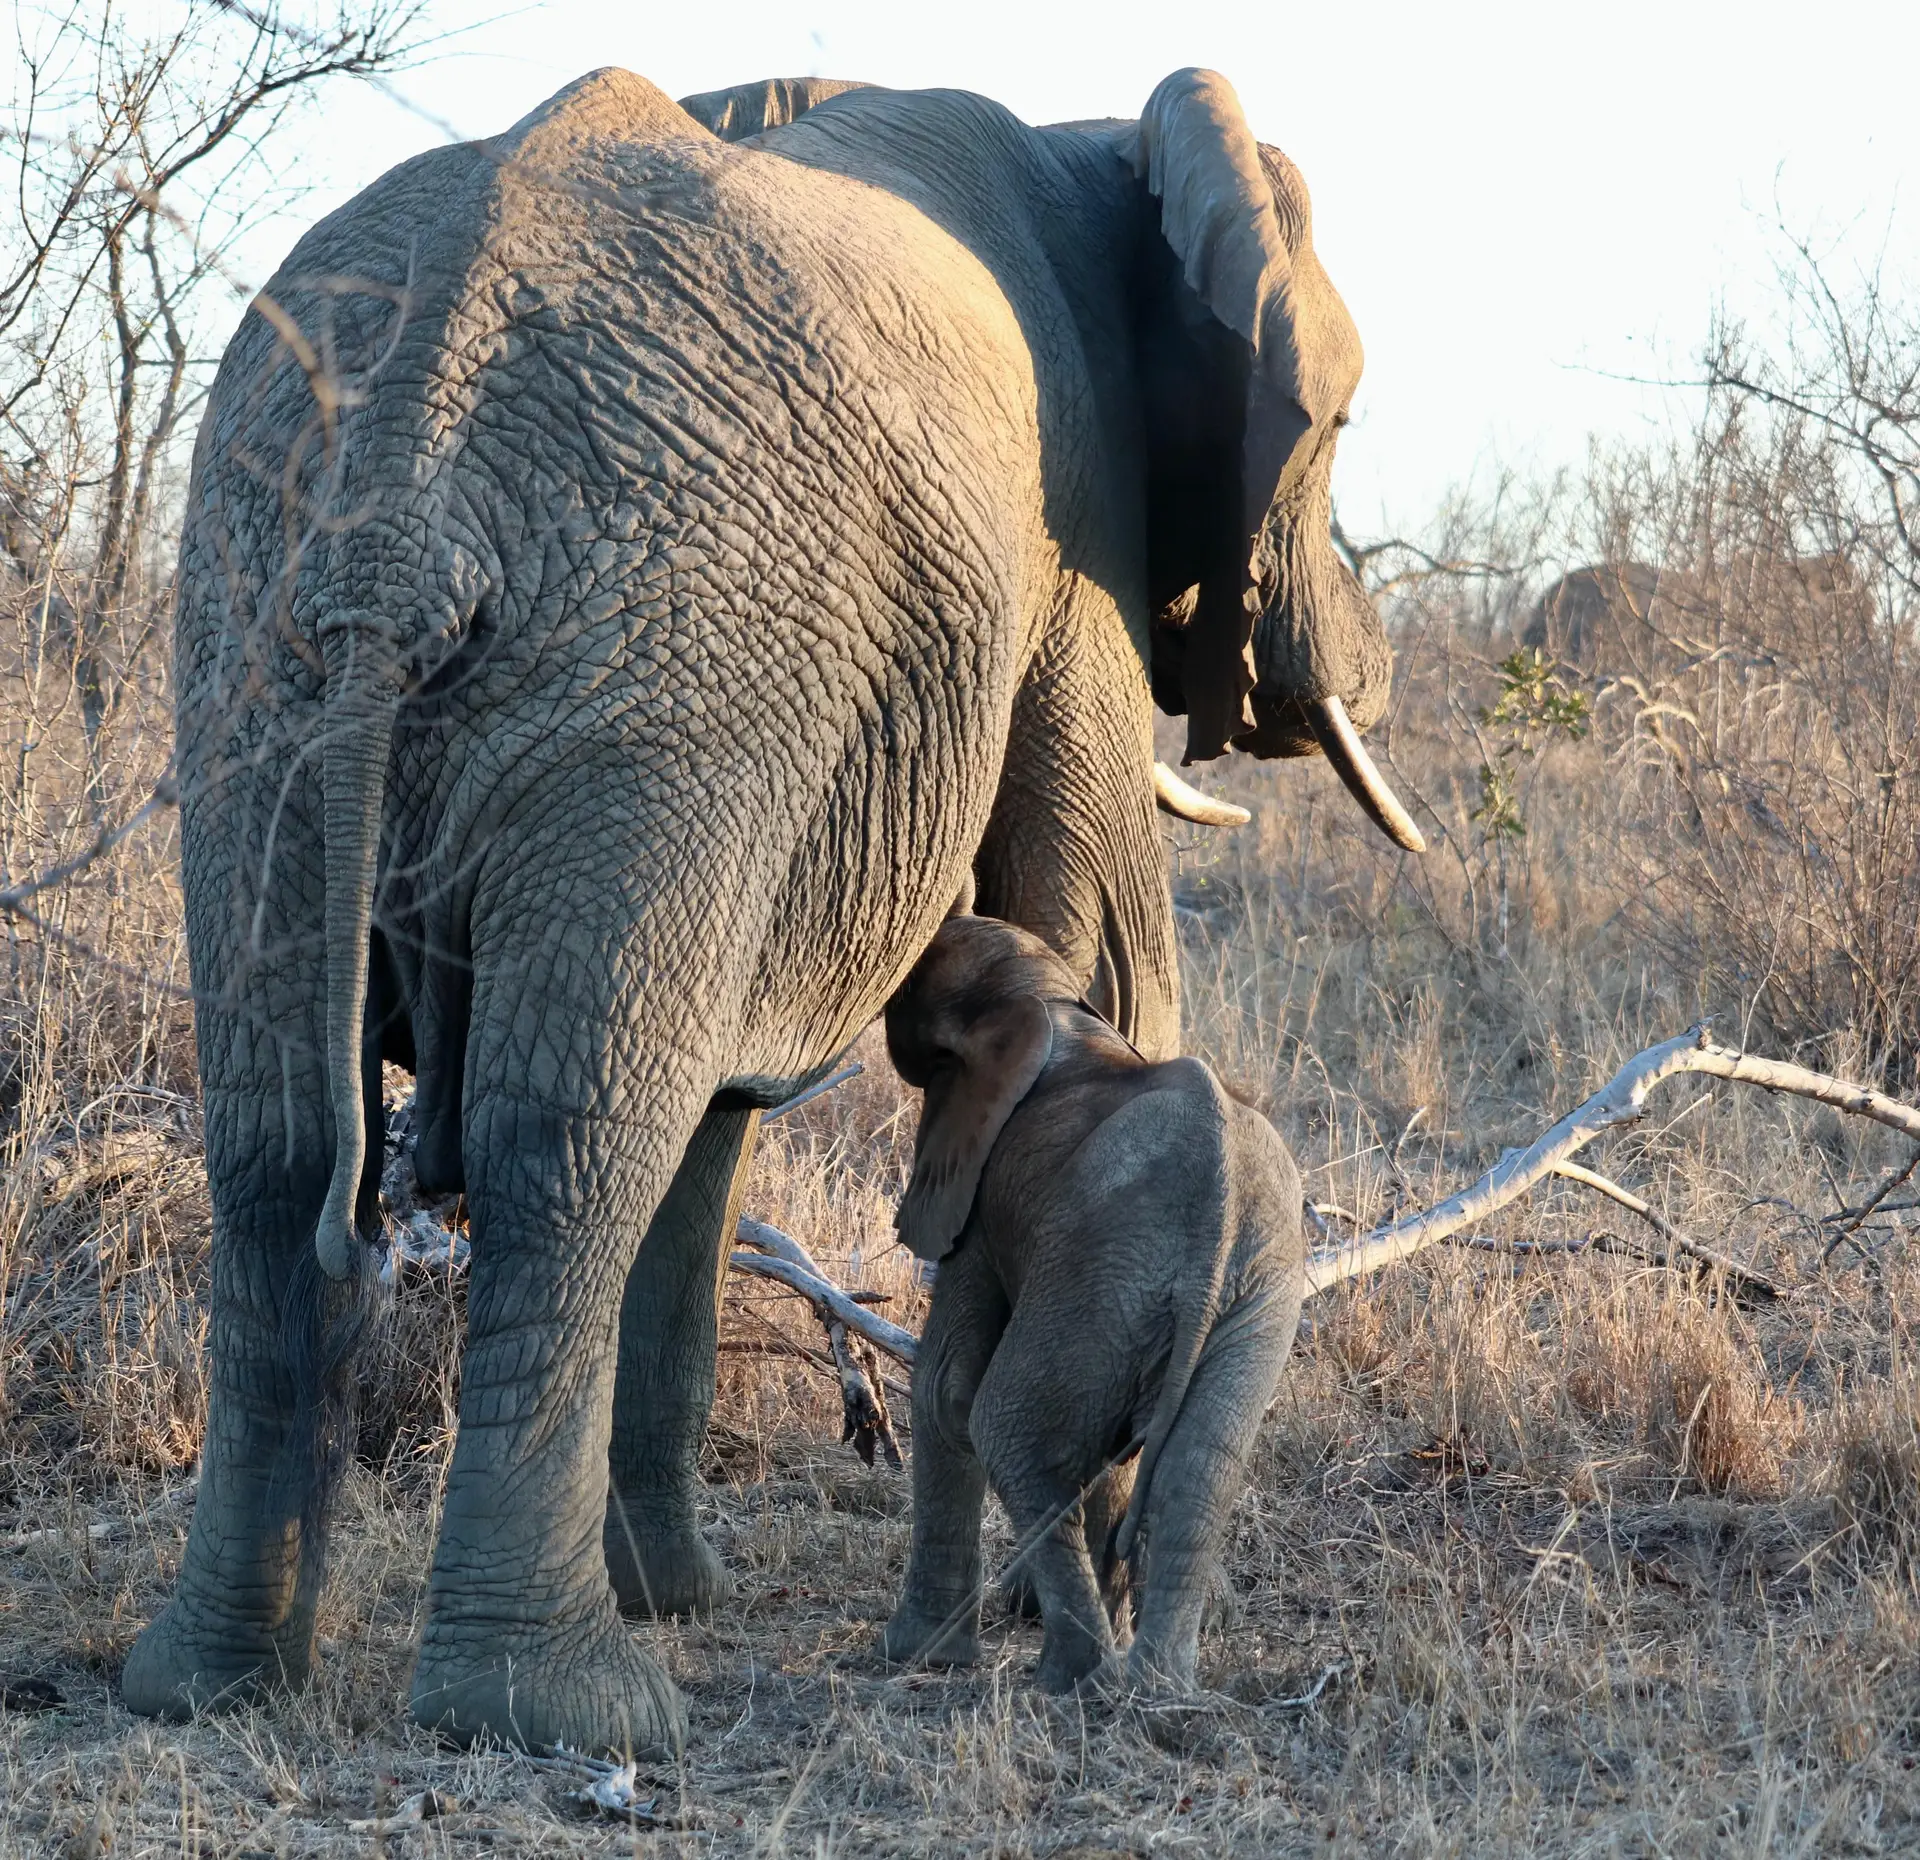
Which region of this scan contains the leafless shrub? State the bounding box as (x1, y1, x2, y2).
(1591, 362, 1920, 1083)
(1330, 241, 1920, 1084)
(0, 0, 425, 1471)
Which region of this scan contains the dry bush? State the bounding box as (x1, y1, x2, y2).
(1832, 1378, 1920, 1572)
(1591, 396, 1920, 1085)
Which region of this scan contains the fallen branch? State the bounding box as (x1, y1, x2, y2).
(1548, 1160, 1789, 1301)
(732, 1218, 917, 1366)
(731, 1217, 913, 1464)
(1305, 1024, 1920, 1294)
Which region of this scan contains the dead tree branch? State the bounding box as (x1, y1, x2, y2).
(1548, 1159, 1789, 1301)
(731, 1217, 912, 1464)
(731, 1217, 918, 1366)
(1306, 1024, 1920, 1294)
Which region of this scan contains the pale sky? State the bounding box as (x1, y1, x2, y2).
(238, 0, 1920, 530)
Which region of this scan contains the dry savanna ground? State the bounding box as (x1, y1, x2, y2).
(7, 663, 1920, 1857)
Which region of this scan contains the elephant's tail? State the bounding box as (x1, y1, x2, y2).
(1114, 1231, 1230, 1569)
(312, 611, 405, 1281)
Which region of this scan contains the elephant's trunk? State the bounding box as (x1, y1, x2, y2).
(313, 614, 404, 1281)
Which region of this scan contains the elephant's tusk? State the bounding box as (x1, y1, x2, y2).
(1304, 697, 1427, 853)
(1152, 761, 1251, 828)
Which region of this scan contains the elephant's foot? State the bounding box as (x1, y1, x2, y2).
(1035, 1626, 1113, 1696)
(1000, 1564, 1132, 1635)
(1124, 1635, 1200, 1697)
(411, 1610, 685, 1758)
(122, 1595, 312, 1719)
(877, 1599, 981, 1669)
(605, 1513, 731, 1618)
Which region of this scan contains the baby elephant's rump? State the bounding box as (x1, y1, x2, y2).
(879, 914, 1305, 1694)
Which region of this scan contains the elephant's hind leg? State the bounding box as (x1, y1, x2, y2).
(1127, 1295, 1293, 1694)
(999, 1459, 1135, 1635)
(122, 1086, 345, 1717)
(410, 1089, 700, 1758)
(605, 1103, 761, 1616)
(969, 1363, 1119, 1694)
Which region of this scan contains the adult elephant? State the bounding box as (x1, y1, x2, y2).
(1522, 555, 1872, 677)
(124, 66, 1418, 1756)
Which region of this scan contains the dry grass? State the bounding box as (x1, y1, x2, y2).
(7, 618, 1920, 1854)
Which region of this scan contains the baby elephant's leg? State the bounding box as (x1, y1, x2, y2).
(999, 1459, 1134, 1633)
(1128, 1293, 1293, 1692)
(878, 1243, 1006, 1668)
(970, 1354, 1119, 1694)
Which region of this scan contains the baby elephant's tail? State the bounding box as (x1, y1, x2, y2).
(1113, 1233, 1228, 1568)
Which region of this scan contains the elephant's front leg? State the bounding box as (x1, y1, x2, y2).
(410, 1091, 699, 1757)
(605, 1103, 760, 1615)
(877, 1240, 1007, 1668)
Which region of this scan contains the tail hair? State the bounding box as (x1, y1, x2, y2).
(276, 1238, 378, 1619)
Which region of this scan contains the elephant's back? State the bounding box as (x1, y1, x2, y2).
(177, 62, 1048, 790)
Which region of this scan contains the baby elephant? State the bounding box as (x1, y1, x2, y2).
(879, 914, 1305, 1693)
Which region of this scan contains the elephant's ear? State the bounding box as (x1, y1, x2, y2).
(896, 994, 1053, 1262)
(1132, 69, 1315, 763)
(677, 76, 868, 142)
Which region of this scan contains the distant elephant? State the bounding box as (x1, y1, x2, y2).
(125, 65, 1413, 1756)
(878, 914, 1304, 1693)
(1520, 554, 1870, 678)
(1519, 562, 1673, 669)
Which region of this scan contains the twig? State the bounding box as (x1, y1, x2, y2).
(1549, 1160, 1789, 1301)
(0, 773, 177, 917)
(1822, 1143, 1920, 1265)
(1306, 1024, 1920, 1294)
(718, 1337, 834, 1369)
(1269, 1659, 1347, 1711)
(1449, 1231, 1610, 1258)
(1830, 1226, 1911, 1277)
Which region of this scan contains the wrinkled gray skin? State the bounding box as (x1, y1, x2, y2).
(123, 65, 1390, 1756)
(879, 915, 1304, 1694)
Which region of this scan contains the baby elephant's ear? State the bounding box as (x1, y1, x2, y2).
(897, 994, 1053, 1261)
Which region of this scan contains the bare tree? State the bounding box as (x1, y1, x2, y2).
(1, 0, 428, 822)
(0, 1, 428, 1175)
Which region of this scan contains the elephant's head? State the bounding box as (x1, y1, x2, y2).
(1132, 70, 1423, 851)
(886, 914, 1079, 1261)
